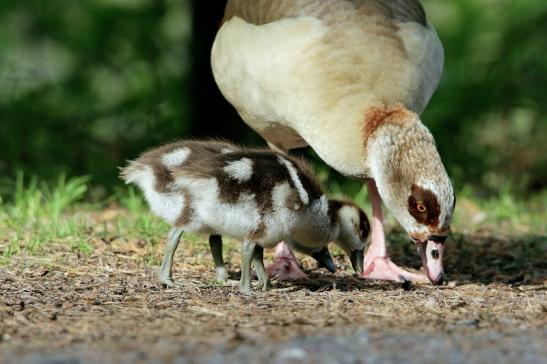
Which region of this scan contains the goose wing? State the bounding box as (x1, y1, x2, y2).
(213, 0, 443, 169)
(225, 0, 426, 27)
(220, 0, 442, 114)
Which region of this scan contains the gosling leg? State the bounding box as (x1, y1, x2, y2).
(159, 227, 184, 288)
(209, 234, 228, 283)
(240, 240, 256, 295)
(253, 245, 272, 291)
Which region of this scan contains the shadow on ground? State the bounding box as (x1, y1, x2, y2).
(386, 231, 546, 285)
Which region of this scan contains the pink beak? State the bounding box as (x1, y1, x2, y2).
(417, 239, 445, 285)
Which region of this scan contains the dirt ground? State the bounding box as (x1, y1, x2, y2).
(1, 213, 546, 363)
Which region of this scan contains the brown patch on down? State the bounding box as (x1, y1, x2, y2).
(151, 163, 174, 193)
(175, 189, 194, 227)
(357, 208, 371, 241)
(248, 221, 267, 241)
(362, 104, 417, 147)
(408, 184, 440, 228)
(124, 139, 237, 193)
(327, 199, 344, 226)
(204, 151, 322, 212)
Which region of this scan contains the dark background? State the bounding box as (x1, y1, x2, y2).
(0, 0, 545, 196)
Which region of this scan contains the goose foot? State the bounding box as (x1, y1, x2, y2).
(266, 242, 307, 280)
(362, 256, 428, 283)
(363, 180, 428, 284)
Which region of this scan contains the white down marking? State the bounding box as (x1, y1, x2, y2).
(133, 166, 184, 225)
(338, 205, 359, 237)
(173, 177, 262, 240)
(161, 147, 191, 167)
(223, 158, 253, 182)
(277, 156, 309, 205)
(271, 182, 291, 208)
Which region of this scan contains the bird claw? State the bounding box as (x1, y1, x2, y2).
(256, 279, 273, 291)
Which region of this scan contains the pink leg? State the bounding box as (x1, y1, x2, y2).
(362, 180, 428, 283)
(266, 242, 308, 280)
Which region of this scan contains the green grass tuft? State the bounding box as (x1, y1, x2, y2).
(0, 173, 91, 257)
(452, 185, 547, 234)
(1, 172, 545, 269)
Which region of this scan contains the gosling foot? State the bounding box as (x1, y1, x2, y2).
(266, 242, 307, 280)
(160, 276, 184, 288)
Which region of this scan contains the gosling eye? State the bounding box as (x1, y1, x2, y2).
(417, 203, 427, 213)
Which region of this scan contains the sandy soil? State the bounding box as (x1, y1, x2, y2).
(0, 220, 545, 363)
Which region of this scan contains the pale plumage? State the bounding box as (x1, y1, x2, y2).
(212, 0, 454, 284)
(212, 0, 443, 176)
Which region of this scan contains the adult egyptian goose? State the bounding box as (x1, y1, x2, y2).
(121, 139, 368, 293)
(211, 0, 455, 284)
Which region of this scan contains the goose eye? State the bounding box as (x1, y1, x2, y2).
(417, 203, 427, 213)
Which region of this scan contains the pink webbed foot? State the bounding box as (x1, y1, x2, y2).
(362, 256, 428, 283)
(266, 242, 307, 280)
(362, 180, 429, 284)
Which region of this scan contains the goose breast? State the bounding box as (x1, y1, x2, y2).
(212, 0, 443, 176)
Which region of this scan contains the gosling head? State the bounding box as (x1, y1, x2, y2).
(330, 200, 369, 275)
(289, 241, 337, 274)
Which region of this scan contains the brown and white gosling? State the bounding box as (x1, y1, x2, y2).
(124, 140, 336, 283)
(120, 140, 368, 294)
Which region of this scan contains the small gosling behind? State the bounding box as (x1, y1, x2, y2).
(121, 140, 369, 294)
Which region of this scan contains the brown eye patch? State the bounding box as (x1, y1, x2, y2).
(408, 184, 440, 227)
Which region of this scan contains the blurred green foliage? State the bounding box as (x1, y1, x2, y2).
(0, 0, 192, 188)
(0, 0, 545, 195)
(422, 0, 547, 194)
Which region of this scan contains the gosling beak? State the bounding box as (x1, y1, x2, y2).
(416, 236, 445, 285)
(350, 249, 364, 275)
(312, 246, 337, 273)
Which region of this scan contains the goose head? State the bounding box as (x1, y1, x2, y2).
(367, 109, 455, 285)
